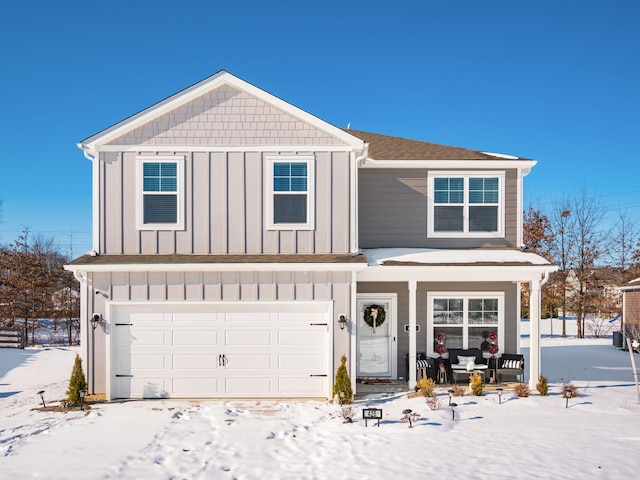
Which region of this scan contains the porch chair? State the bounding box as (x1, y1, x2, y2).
(496, 353, 525, 383)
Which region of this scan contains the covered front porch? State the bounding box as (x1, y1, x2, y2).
(352, 249, 557, 391)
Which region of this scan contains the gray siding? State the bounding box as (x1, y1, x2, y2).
(99, 150, 352, 254)
(88, 270, 353, 395)
(108, 85, 345, 147)
(358, 281, 519, 374)
(359, 168, 519, 249)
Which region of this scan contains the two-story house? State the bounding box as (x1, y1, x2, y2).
(66, 71, 556, 400)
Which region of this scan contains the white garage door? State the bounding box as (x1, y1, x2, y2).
(111, 303, 330, 399)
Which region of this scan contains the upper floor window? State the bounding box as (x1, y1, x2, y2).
(266, 156, 315, 230)
(136, 156, 184, 230)
(428, 172, 504, 237)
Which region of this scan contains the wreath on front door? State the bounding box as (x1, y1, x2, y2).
(363, 304, 387, 333)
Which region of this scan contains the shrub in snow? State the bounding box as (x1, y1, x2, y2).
(426, 392, 441, 411)
(332, 354, 353, 404)
(561, 383, 579, 398)
(536, 375, 549, 396)
(452, 385, 466, 397)
(340, 406, 355, 423)
(514, 383, 529, 397)
(416, 377, 436, 397)
(470, 372, 484, 396)
(66, 354, 88, 406)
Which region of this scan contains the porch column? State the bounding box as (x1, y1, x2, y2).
(408, 280, 417, 389)
(529, 278, 542, 389)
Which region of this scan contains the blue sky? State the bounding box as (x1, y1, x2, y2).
(1, 0, 638, 256)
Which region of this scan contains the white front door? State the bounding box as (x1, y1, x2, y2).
(356, 294, 397, 378)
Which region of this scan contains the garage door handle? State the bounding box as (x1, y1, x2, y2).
(115, 323, 132, 326)
(116, 374, 133, 377)
(310, 374, 327, 377)
(310, 323, 328, 326)
(219, 354, 228, 366)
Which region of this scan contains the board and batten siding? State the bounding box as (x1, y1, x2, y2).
(358, 168, 519, 249)
(87, 270, 352, 395)
(99, 150, 351, 255)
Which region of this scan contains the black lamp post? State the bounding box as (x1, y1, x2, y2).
(497, 387, 503, 404)
(79, 389, 86, 410)
(450, 403, 457, 420)
(563, 387, 572, 408)
(448, 389, 454, 406)
(339, 390, 345, 406)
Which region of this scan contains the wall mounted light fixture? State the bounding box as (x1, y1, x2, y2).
(338, 315, 347, 330)
(90, 314, 101, 330)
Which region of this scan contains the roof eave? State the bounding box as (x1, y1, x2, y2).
(361, 158, 537, 169)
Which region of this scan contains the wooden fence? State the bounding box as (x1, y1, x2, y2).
(0, 328, 26, 348)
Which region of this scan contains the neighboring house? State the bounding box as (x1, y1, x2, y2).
(66, 71, 556, 400)
(52, 286, 80, 312)
(621, 277, 640, 338)
(565, 268, 623, 316)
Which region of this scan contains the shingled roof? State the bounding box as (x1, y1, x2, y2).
(343, 129, 528, 161)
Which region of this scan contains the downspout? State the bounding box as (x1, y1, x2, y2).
(71, 269, 91, 393)
(349, 143, 368, 391)
(77, 143, 100, 253)
(351, 143, 368, 254)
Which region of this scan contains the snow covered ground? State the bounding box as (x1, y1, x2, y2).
(2, 320, 639, 480)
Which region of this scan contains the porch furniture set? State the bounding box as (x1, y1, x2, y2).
(416, 349, 524, 385)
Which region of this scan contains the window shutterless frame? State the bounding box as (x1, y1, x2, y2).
(427, 171, 505, 238)
(135, 155, 185, 231)
(427, 292, 505, 355)
(265, 155, 315, 230)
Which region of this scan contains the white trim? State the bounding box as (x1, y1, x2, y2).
(356, 293, 398, 379)
(105, 300, 334, 401)
(408, 280, 417, 389)
(265, 155, 315, 231)
(96, 144, 354, 153)
(427, 171, 505, 239)
(135, 155, 186, 231)
(65, 262, 367, 274)
(426, 291, 505, 356)
(358, 264, 556, 283)
(350, 271, 358, 394)
(517, 169, 524, 247)
(93, 154, 100, 252)
(362, 159, 536, 170)
(80, 71, 365, 153)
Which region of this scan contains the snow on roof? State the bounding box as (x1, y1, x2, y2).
(363, 248, 553, 267)
(480, 151, 520, 159)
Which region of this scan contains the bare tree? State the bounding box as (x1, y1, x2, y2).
(606, 209, 640, 283)
(548, 197, 575, 337)
(567, 189, 606, 338)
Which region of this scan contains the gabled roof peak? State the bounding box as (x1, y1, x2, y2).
(79, 70, 364, 153)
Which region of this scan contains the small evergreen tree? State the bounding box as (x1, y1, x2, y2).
(66, 354, 88, 405)
(536, 374, 549, 395)
(470, 372, 485, 396)
(332, 354, 353, 404)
